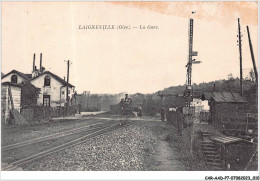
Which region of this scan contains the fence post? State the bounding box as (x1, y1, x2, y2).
(245, 114, 249, 134)
(189, 113, 194, 159)
(43, 106, 45, 119)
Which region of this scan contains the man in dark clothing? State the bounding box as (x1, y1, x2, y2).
(160, 107, 165, 121)
(78, 104, 82, 114)
(176, 107, 184, 135)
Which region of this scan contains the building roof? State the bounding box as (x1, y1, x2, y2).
(2, 81, 22, 88)
(201, 92, 247, 103)
(164, 96, 186, 107)
(30, 71, 74, 87)
(210, 135, 244, 145)
(25, 74, 32, 79)
(1, 70, 31, 81)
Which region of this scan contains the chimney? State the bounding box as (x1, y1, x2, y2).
(40, 53, 42, 72)
(64, 76, 66, 81)
(33, 53, 36, 72)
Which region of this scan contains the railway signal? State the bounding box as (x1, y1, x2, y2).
(184, 18, 201, 108)
(184, 18, 201, 159)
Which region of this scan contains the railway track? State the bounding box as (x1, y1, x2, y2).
(2, 121, 109, 151)
(2, 121, 128, 171)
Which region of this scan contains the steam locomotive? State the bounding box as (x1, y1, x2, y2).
(119, 94, 142, 117)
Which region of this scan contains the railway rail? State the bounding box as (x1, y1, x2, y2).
(2, 121, 129, 171)
(1, 117, 106, 134)
(2, 121, 108, 151)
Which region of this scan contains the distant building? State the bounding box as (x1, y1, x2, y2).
(190, 98, 203, 115)
(201, 92, 247, 127)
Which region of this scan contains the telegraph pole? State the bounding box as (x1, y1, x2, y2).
(238, 18, 243, 96)
(246, 26, 258, 83)
(65, 60, 71, 115)
(87, 91, 90, 111)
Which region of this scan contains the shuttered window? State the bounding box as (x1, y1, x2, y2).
(11, 75, 17, 83)
(44, 75, 51, 86)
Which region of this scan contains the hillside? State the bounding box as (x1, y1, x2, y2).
(156, 77, 256, 97)
(78, 74, 257, 114)
(154, 76, 257, 112)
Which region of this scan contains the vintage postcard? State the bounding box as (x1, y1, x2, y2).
(1, 1, 258, 180)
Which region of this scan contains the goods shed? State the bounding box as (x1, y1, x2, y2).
(1, 82, 21, 124)
(201, 92, 248, 128)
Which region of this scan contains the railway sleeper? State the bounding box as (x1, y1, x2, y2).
(202, 150, 219, 154)
(205, 158, 222, 163)
(208, 166, 224, 171)
(201, 146, 218, 151)
(206, 162, 223, 167)
(205, 154, 221, 158)
(201, 143, 217, 147)
(205, 161, 224, 170)
(200, 142, 217, 146)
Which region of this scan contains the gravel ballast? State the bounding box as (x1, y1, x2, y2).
(3, 117, 201, 171)
(22, 123, 157, 171)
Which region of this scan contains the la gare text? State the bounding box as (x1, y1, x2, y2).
(78, 25, 159, 30)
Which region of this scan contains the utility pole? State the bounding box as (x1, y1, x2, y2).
(246, 26, 258, 83)
(238, 18, 243, 96)
(33, 53, 36, 72)
(87, 91, 90, 111)
(64, 60, 71, 115)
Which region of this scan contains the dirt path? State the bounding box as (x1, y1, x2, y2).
(143, 121, 191, 171)
(149, 139, 188, 171)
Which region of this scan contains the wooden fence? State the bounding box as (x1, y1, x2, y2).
(21, 105, 78, 122)
(220, 113, 258, 136)
(200, 111, 210, 123)
(166, 110, 185, 132)
(20, 108, 34, 121)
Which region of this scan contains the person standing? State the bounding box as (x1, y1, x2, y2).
(160, 107, 165, 121)
(78, 104, 82, 114)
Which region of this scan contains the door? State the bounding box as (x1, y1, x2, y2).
(43, 95, 50, 107)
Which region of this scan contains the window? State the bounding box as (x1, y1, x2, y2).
(62, 91, 65, 95)
(11, 75, 17, 83)
(44, 75, 51, 86)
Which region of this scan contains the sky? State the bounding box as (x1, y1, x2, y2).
(2, 1, 258, 94)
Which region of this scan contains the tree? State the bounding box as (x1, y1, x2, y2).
(227, 73, 234, 81)
(20, 81, 41, 108)
(249, 69, 256, 82)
